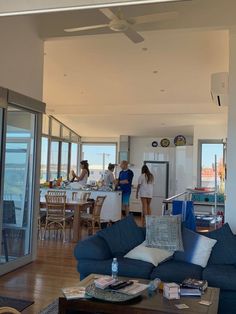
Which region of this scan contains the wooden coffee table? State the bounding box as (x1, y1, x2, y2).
(58, 274, 219, 314)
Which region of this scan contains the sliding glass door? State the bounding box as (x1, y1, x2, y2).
(0, 88, 44, 275)
(1, 107, 35, 263)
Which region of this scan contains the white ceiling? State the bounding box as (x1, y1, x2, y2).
(40, 0, 232, 137)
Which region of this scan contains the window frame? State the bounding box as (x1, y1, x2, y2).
(41, 115, 80, 182)
(197, 139, 225, 187)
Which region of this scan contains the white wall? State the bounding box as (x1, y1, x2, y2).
(225, 28, 236, 232)
(192, 124, 227, 186)
(0, 16, 44, 100)
(129, 136, 193, 196)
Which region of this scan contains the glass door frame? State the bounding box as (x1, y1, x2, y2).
(0, 87, 45, 275)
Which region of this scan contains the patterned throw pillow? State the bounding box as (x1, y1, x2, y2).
(145, 215, 184, 252)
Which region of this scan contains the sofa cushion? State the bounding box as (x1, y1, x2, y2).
(145, 215, 183, 251)
(78, 257, 154, 280)
(98, 215, 144, 257)
(124, 241, 173, 267)
(203, 264, 236, 291)
(218, 290, 236, 314)
(74, 235, 112, 260)
(206, 223, 236, 265)
(174, 227, 217, 267)
(150, 260, 203, 283)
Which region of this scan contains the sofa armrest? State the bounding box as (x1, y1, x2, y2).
(74, 234, 112, 261)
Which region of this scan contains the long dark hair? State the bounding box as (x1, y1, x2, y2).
(141, 165, 154, 183)
(81, 160, 90, 177)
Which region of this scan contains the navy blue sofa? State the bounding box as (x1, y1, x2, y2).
(74, 215, 236, 314)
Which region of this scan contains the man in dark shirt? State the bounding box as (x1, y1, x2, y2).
(118, 160, 134, 216)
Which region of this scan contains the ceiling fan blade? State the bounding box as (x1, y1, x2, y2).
(132, 11, 178, 25)
(64, 24, 108, 32)
(99, 8, 118, 20)
(123, 27, 144, 44)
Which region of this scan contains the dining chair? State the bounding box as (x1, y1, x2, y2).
(80, 196, 106, 235)
(43, 191, 73, 242)
(0, 307, 20, 314)
(81, 192, 91, 201)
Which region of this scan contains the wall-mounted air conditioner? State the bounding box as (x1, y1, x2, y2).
(211, 72, 229, 107)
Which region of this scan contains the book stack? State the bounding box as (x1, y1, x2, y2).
(163, 283, 180, 300)
(62, 287, 86, 300)
(94, 276, 116, 289)
(180, 278, 208, 296)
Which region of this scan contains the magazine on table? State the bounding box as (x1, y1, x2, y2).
(112, 282, 149, 296)
(181, 278, 208, 292)
(62, 286, 87, 300)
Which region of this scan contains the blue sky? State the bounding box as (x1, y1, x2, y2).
(82, 144, 116, 167)
(202, 143, 224, 168)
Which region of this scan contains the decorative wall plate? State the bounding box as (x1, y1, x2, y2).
(160, 138, 170, 147)
(174, 135, 186, 146)
(151, 141, 158, 147)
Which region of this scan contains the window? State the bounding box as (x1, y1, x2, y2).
(81, 143, 116, 182)
(60, 142, 69, 180)
(40, 137, 48, 183)
(70, 143, 78, 173)
(50, 141, 59, 180)
(42, 114, 49, 135)
(51, 119, 61, 137)
(199, 140, 225, 190)
(62, 126, 70, 140)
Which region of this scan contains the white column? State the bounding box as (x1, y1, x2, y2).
(225, 28, 236, 232)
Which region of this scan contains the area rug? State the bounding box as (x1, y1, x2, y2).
(0, 296, 34, 312)
(39, 299, 58, 314)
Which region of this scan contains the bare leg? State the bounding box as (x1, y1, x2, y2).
(147, 198, 152, 215)
(141, 198, 148, 226)
(124, 204, 129, 217)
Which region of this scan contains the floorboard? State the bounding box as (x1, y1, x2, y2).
(0, 214, 142, 313)
(0, 240, 79, 313)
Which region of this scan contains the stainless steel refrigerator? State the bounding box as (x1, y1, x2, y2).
(144, 161, 169, 215)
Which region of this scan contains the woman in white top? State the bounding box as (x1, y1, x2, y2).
(103, 163, 115, 187)
(70, 160, 90, 186)
(136, 165, 154, 226)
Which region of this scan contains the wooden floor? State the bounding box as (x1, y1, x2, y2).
(0, 240, 80, 313)
(0, 214, 142, 313)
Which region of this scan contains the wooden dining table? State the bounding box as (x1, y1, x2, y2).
(40, 197, 92, 243)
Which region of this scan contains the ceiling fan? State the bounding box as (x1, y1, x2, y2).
(64, 8, 178, 44)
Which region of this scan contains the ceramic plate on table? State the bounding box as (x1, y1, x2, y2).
(160, 138, 170, 147)
(85, 283, 142, 302)
(174, 135, 186, 146)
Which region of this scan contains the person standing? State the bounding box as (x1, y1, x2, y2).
(103, 163, 115, 187)
(117, 160, 134, 217)
(136, 165, 154, 226)
(70, 160, 90, 185)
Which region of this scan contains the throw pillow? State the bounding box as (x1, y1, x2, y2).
(145, 215, 184, 251)
(205, 223, 236, 265)
(124, 241, 173, 267)
(98, 214, 145, 257)
(174, 227, 217, 268)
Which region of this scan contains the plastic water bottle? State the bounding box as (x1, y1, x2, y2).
(111, 258, 118, 279)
